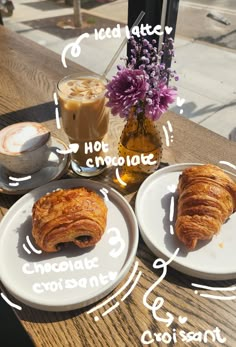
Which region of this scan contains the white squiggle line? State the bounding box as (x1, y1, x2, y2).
(192, 283, 236, 291)
(87, 261, 139, 314)
(170, 225, 174, 235)
(143, 250, 179, 327)
(167, 121, 173, 133)
(53, 92, 58, 105)
(121, 271, 142, 301)
(1, 293, 22, 310)
(100, 188, 109, 202)
(153, 248, 180, 269)
(97, 273, 142, 318)
(169, 196, 175, 222)
(145, 249, 180, 298)
(108, 227, 125, 258)
(9, 176, 31, 182)
(26, 236, 42, 254)
(115, 168, 127, 186)
(199, 293, 236, 301)
(56, 148, 73, 155)
(219, 161, 236, 170)
(61, 33, 90, 68)
(162, 125, 170, 147)
(9, 182, 19, 187)
(23, 244, 31, 254)
(102, 302, 120, 317)
(55, 108, 61, 129)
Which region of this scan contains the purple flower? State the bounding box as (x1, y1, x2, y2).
(106, 36, 179, 120)
(105, 68, 148, 117)
(159, 85, 177, 112)
(145, 84, 177, 120)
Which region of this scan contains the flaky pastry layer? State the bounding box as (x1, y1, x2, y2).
(32, 187, 107, 252)
(175, 164, 236, 250)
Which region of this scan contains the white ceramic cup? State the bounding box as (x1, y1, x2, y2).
(0, 122, 51, 175)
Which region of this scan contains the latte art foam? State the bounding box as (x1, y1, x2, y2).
(0, 122, 50, 155)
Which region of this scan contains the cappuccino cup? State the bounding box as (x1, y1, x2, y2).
(0, 122, 51, 175)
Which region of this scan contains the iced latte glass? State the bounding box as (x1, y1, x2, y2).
(57, 73, 109, 176)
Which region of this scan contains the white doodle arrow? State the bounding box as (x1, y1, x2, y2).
(56, 143, 79, 155)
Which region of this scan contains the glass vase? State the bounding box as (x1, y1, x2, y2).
(118, 109, 163, 185)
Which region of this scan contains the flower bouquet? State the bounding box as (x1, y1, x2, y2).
(106, 36, 178, 184)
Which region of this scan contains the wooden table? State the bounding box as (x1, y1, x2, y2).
(0, 26, 236, 347)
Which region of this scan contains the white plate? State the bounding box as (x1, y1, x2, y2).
(0, 136, 70, 195)
(135, 163, 236, 280)
(0, 179, 139, 311)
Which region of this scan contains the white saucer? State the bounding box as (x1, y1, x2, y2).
(0, 136, 70, 195)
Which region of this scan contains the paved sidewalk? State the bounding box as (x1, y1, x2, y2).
(3, 0, 236, 139)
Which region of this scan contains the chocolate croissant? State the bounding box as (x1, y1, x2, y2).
(175, 164, 236, 250)
(32, 187, 107, 252)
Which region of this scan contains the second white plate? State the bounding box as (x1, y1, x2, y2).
(135, 163, 236, 280)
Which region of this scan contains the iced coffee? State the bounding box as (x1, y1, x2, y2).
(57, 74, 109, 176)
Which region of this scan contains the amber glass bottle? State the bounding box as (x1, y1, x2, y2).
(118, 109, 162, 184)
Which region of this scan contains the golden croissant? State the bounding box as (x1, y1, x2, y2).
(175, 164, 236, 250)
(32, 187, 107, 252)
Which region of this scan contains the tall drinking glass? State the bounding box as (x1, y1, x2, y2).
(57, 73, 109, 176)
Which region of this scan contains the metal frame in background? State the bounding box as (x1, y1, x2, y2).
(127, 0, 180, 67)
(0, 11, 3, 25)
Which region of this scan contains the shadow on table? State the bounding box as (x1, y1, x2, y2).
(170, 100, 236, 120)
(17, 304, 89, 324)
(0, 193, 22, 209)
(170, 101, 220, 119)
(0, 296, 35, 347)
(0, 102, 57, 129)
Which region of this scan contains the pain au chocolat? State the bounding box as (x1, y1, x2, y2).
(175, 164, 236, 250)
(32, 187, 108, 252)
